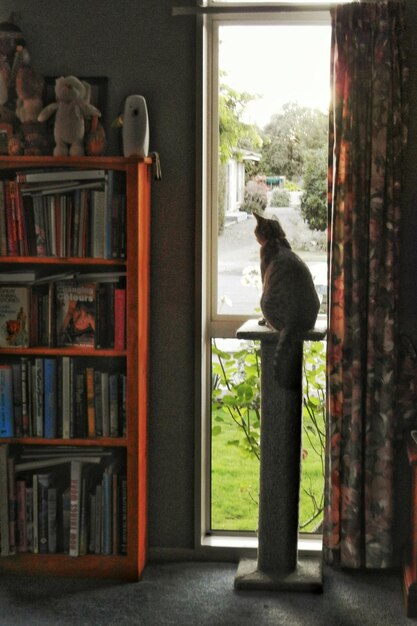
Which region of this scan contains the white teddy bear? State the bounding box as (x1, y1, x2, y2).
(38, 75, 101, 156)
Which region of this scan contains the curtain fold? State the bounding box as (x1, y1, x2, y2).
(324, 1, 408, 568)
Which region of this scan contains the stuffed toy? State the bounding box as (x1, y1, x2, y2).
(0, 19, 30, 112)
(8, 66, 48, 155)
(38, 76, 101, 156)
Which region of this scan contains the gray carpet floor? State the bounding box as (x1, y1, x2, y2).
(0, 561, 412, 625)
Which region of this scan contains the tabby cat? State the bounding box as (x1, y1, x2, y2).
(254, 212, 320, 388)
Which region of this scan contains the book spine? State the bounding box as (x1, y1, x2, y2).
(102, 469, 112, 555)
(0, 181, 7, 256)
(20, 358, 29, 437)
(104, 170, 114, 259)
(32, 474, 39, 554)
(37, 473, 50, 553)
(101, 371, 109, 438)
(0, 366, 14, 437)
(114, 288, 126, 350)
(33, 358, 44, 438)
(0, 445, 10, 556)
(120, 476, 127, 555)
(17, 479, 27, 552)
(47, 486, 57, 553)
(43, 358, 57, 438)
(7, 456, 16, 555)
(109, 373, 119, 437)
(4, 181, 18, 256)
(94, 370, 103, 437)
(86, 368, 95, 438)
(112, 472, 119, 554)
(33, 195, 47, 256)
(11, 363, 23, 438)
(25, 486, 33, 552)
(61, 357, 71, 439)
(69, 460, 82, 557)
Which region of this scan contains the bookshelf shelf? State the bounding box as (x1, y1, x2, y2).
(0, 156, 150, 580)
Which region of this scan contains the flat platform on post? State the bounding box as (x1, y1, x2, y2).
(236, 319, 327, 342)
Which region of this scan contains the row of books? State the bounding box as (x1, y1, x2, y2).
(0, 358, 127, 439)
(0, 169, 126, 259)
(0, 279, 126, 350)
(0, 445, 127, 557)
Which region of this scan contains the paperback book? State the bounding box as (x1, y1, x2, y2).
(0, 286, 30, 348)
(55, 281, 96, 348)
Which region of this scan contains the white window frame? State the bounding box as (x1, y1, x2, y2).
(197, 5, 330, 557)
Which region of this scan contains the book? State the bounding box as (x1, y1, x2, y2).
(55, 281, 96, 347)
(86, 367, 95, 437)
(0, 181, 7, 256)
(20, 358, 29, 437)
(47, 486, 57, 553)
(4, 181, 18, 256)
(0, 271, 36, 283)
(25, 486, 33, 552)
(15, 169, 107, 183)
(11, 363, 23, 438)
(61, 357, 71, 439)
(14, 456, 103, 473)
(16, 479, 27, 552)
(0, 286, 29, 348)
(37, 473, 51, 553)
(0, 445, 10, 556)
(114, 288, 126, 350)
(102, 468, 113, 555)
(33, 359, 44, 437)
(43, 359, 57, 438)
(0, 366, 13, 438)
(7, 457, 16, 555)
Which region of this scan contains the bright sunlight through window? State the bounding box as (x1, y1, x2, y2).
(208, 17, 330, 536)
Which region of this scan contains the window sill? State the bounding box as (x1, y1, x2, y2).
(201, 533, 323, 555)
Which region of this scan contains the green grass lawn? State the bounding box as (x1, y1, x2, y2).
(211, 411, 324, 533)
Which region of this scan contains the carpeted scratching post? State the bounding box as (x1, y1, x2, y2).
(234, 320, 325, 593)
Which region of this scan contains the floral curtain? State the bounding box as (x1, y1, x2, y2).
(324, 1, 408, 568)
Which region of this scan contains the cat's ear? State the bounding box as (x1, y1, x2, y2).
(253, 211, 263, 223)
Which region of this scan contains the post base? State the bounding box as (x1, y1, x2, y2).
(234, 556, 323, 593)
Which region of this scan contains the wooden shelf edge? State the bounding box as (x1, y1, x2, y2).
(403, 563, 417, 617)
(0, 552, 143, 580)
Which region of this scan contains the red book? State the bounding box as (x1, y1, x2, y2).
(114, 288, 126, 350)
(4, 181, 18, 256)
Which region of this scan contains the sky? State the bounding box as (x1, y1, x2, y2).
(219, 24, 331, 128)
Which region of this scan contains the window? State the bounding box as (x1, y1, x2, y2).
(200, 4, 330, 550)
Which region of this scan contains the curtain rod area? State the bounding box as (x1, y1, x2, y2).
(172, 3, 361, 17)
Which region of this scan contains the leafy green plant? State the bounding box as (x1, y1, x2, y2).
(212, 340, 261, 460)
(269, 188, 291, 207)
(211, 338, 326, 532)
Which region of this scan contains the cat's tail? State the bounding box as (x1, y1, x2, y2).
(273, 329, 303, 389)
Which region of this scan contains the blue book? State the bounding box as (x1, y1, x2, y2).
(0, 365, 13, 437)
(43, 359, 57, 438)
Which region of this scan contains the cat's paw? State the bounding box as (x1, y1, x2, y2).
(258, 318, 267, 326)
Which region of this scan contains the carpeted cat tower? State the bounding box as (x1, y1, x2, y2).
(234, 320, 325, 592)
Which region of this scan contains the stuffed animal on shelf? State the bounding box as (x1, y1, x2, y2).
(8, 65, 49, 156)
(38, 75, 101, 156)
(0, 18, 30, 112)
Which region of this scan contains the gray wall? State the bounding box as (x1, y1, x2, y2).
(2, 0, 417, 557)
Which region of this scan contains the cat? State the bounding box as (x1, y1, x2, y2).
(254, 211, 320, 388)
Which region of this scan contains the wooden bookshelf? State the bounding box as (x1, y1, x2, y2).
(0, 156, 151, 579)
